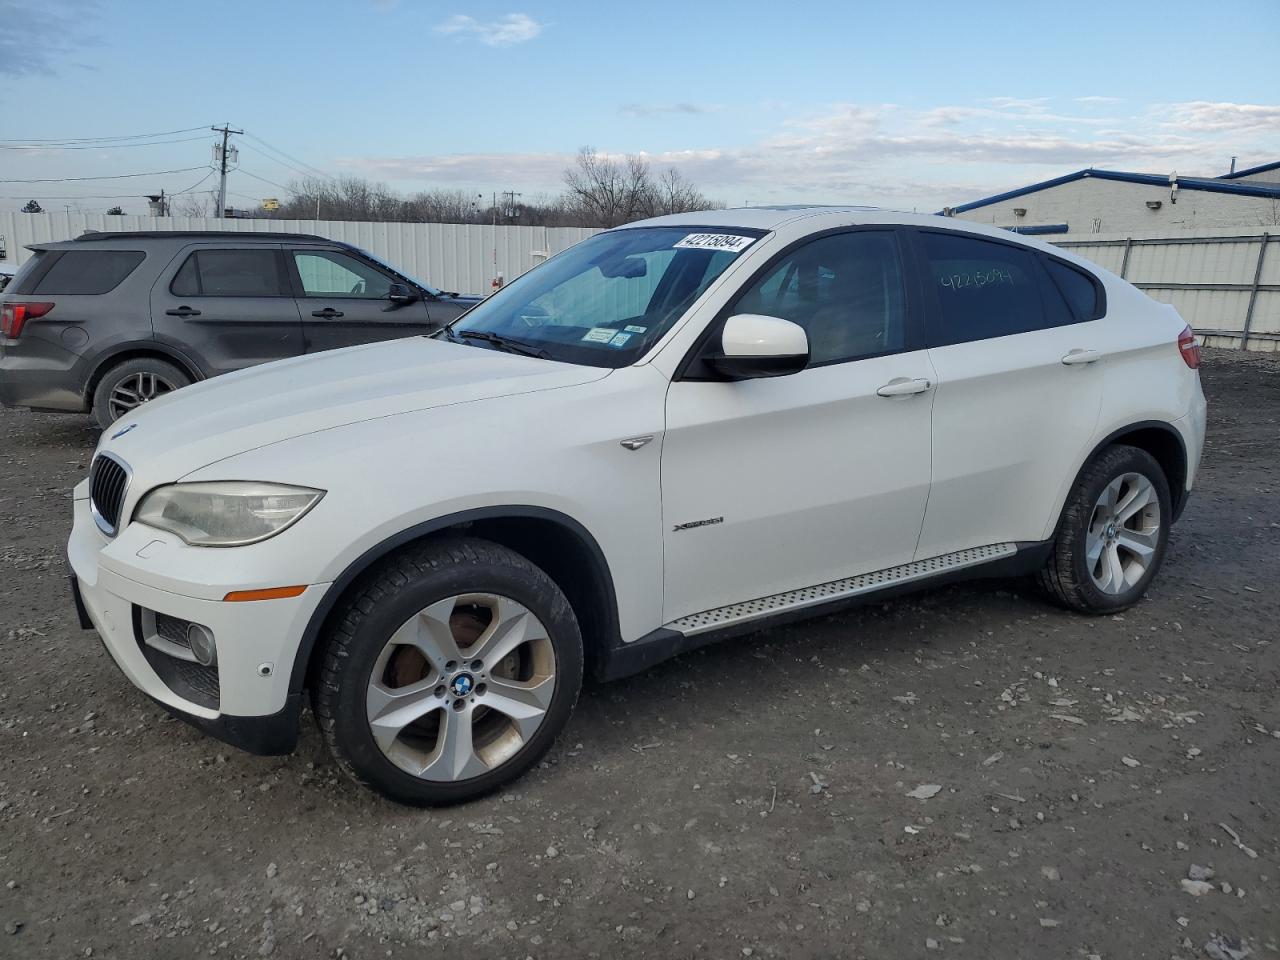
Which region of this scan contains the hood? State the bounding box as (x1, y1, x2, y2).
(99, 336, 609, 481)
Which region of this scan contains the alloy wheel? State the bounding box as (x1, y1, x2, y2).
(365, 593, 557, 782)
(108, 371, 178, 420)
(1085, 472, 1162, 595)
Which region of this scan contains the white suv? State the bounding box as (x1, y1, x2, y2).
(68, 207, 1207, 805)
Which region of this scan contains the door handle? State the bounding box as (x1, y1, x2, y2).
(876, 377, 932, 397)
(165, 306, 201, 317)
(311, 308, 344, 319)
(1061, 349, 1101, 365)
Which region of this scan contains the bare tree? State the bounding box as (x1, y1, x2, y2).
(641, 166, 720, 218)
(105, 206, 125, 216)
(20, 199, 43, 213)
(562, 147, 654, 228)
(173, 193, 211, 218)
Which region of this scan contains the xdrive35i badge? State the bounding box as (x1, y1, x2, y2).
(672, 516, 724, 532)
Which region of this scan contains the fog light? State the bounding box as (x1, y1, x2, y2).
(186, 623, 217, 666)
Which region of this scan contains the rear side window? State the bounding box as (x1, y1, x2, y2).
(170, 249, 287, 297)
(30, 250, 144, 295)
(1043, 257, 1102, 322)
(5, 252, 48, 294)
(921, 232, 1053, 345)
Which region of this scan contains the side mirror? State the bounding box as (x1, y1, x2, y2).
(706, 314, 809, 380)
(387, 282, 419, 304)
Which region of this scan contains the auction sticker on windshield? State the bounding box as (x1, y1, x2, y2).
(674, 233, 756, 253)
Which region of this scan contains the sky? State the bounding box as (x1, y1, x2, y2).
(2, 0, 1279, 216)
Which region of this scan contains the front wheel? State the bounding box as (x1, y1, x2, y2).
(313, 538, 583, 806)
(1038, 444, 1172, 613)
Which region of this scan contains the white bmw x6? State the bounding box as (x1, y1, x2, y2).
(69, 207, 1207, 805)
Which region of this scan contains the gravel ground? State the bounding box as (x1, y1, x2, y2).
(1, 348, 1278, 960)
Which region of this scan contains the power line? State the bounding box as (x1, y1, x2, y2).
(237, 168, 291, 192)
(0, 135, 209, 151)
(0, 125, 212, 145)
(242, 132, 331, 179)
(0, 166, 208, 184)
(236, 141, 324, 181)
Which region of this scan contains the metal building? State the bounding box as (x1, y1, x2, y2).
(946, 163, 1280, 235)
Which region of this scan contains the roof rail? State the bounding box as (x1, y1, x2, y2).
(75, 230, 334, 243)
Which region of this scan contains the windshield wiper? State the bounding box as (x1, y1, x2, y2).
(453, 329, 553, 360)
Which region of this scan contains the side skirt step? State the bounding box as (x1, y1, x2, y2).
(665, 543, 1019, 636)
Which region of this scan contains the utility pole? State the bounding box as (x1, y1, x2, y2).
(211, 123, 242, 219)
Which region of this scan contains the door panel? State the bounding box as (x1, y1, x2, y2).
(660, 228, 932, 622)
(661, 352, 936, 621)
(290, 248, 434, 353)
(910, 229, 1105, 558)
(150, 245, 304, 377)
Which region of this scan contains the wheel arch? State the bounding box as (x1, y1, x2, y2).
(1055, 420, 1190, 535)
(289, 506, 622, 696)
(83, 342, 204, 402)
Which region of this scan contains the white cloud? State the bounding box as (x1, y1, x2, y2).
(1158, 101, 1280, 134)
(337, 97, 1280, 211)
(434, 12, 543, 46)
(620, 103, 717, 118)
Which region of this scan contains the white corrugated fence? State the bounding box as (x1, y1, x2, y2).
(0, 213, 598, 296)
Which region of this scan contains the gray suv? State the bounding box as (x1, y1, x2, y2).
(0, 231, 481, 426)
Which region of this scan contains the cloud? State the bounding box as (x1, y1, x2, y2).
(0, 0, 99, 77)
(337, 96, 1280, 211)
(1075, 96, 1123, 104)
(1158, 101, 1280, 134)
(434, 12, 543, 46)
(620, 103, 717, 118)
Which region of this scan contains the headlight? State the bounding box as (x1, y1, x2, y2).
(134, 482, 324, 547)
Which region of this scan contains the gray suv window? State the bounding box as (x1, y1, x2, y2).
(32, 250, 144, 295)
(171, 249, 287, 297)
(293, 250, 393, 299)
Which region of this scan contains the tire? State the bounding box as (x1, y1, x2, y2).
(1037, 444, 1172, 613)
(313, 537, 583, 806)
(91, 357, 191, 428)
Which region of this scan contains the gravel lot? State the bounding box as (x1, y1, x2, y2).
(1, 348, 1277, 960)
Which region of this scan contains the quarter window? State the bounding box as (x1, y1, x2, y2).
(920, 232, 1051, 345)
(293, 250, 393, 299)
(731, 231, 907, 365)
(170, 249, 287, 297)
(31, 250, 144, 295)
(1044, 257, 1101, 322)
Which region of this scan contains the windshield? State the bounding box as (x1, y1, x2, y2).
(445, 226, 763, 367)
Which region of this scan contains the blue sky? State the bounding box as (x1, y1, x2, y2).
(2, 0, 1278, 214)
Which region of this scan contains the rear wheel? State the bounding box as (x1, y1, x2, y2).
(1038, 444, 1171, 613)
(91, 357, 191, 428)
(313, 538, 583, 806)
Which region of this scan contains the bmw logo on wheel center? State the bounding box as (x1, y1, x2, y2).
(450, 673, 475, 698)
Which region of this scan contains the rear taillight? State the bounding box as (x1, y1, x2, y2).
(1177, 324, 1201, 370)
(0, 301, 54, 339)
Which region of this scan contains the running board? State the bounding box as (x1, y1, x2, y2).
(665, 543, 1019, 636)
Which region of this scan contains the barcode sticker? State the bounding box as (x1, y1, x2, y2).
(673, 233, 755, 253)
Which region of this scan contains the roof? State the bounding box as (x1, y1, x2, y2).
(630, 205, 885, 231)
(947, 167, 1280, 215)
(1221, 159, 1280, 180)
(73, 230, 333, 243)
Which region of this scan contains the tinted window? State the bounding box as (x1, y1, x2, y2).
(1044, 258, 1100, 322)
(733, 231, 907, 364)
(294, 250, 393, 299)
(921, 232, 1047, 345)
(31, 250, 144, 295)
(170, 250, 286, 297)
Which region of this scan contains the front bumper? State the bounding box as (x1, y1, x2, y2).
(67, 495, 328, 755)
